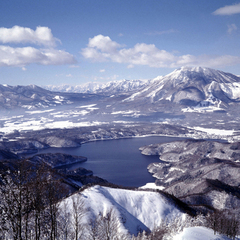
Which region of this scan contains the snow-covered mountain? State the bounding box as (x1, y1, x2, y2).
(123, 67, 240, 110)
(4, 67, 240, 112)
(0, 84, 98, 109)
(43, 79, 151, 95)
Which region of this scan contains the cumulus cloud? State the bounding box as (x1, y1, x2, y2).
(99, 69, 105, 72)
(0, 26, 59, 47)
(82, 34, 240, 69)
(228, 23, 238, 34)
(0, 26, 76, 67)
(213, 3, 240, 15)
(0, 46, 76, 67)
(88, 34, 122, 52)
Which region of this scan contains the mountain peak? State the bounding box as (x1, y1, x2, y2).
(167, 66, 216, 78)
(123, 67, 240, 107)
(165, 66, 240, 85)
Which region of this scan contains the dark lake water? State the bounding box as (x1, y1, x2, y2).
(33, 136, 187, 187)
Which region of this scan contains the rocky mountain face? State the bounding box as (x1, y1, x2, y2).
(123, 67, 240, 108)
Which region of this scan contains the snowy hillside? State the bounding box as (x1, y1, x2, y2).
(43, 79, 150, 95)
(58, 185, 238, 239)
(59, 185, 185, 236)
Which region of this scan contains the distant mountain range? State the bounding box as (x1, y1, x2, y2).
(1, 67, 240, 110)
(0, 83, 98, 109)
(43, 79, 151, 95)
(43, 66, 240, 109)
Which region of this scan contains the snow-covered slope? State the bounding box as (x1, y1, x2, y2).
(123, 67, 240, 110)
(173, 226, 234, 240)
(59, 185, 185, 236)
(43, 79, 150, 95)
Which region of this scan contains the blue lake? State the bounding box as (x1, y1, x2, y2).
(33, 136, 186, 187)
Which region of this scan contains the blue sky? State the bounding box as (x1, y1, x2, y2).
(0, 0, 240, 86)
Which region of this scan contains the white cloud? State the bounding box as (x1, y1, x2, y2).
(213, 3, 240, 15)
(82, 34, 240, 69)
(0, 46, 76, 67)
(99, 69, 105, 72)
(0, 26, 59, 47)
(0, 25, 76, 67)
(228, 23, 238, 34)
(66, 74, 72, 77)
(88, 34, 122, 52)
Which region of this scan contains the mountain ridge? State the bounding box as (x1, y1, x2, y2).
(42, 78, 151, 95)
(123, 66, 240, 110)
(1, 66, 240, 111)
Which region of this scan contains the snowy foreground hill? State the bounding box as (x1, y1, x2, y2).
(58, 185, 236, 239)
(61, 185, 184, 236)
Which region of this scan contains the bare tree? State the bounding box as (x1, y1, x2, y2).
(97, 208, 122, 240)
(0, 159, 69, 240)
(87, 217, 100, 240)
(57, 201, 72, 240)
(70, 194, 86, 240)
(29, 163, 51, 240)
(0, 160, 33, 240)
